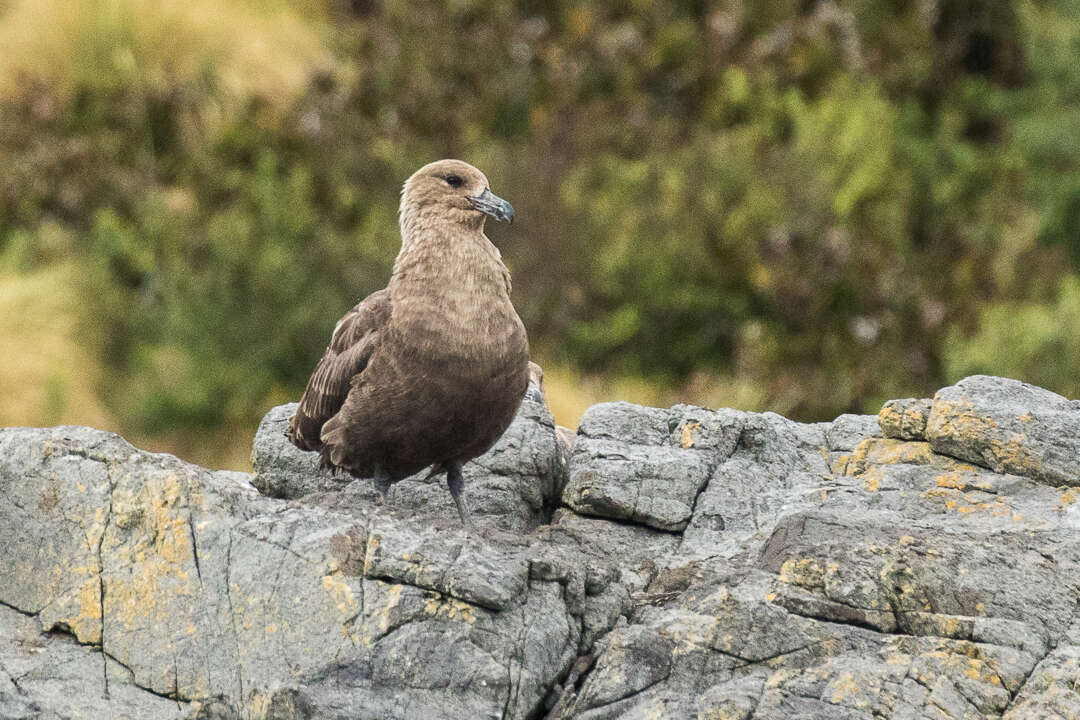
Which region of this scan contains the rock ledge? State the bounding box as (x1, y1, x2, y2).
(2, 375, 1079, 719)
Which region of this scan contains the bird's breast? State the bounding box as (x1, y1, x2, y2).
(386, 245, 529, 406)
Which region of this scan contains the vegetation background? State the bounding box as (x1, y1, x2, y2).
(1, 0, 1079, 469)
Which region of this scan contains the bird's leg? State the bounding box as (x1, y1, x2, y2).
(446, 462, 471, 527)
(372, 465, 392, 505)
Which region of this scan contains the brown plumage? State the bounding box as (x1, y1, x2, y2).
(286, 159, 529, 524)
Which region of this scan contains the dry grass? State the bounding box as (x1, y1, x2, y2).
(0, 0, 330, 108)
(0, 261, 115, 429)
(534, 354, 768, 430)
(0, 262, 253, 470)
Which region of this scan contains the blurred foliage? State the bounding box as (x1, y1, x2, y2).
(1, 0, 1079, 459)
(945, 274, 1080, 395)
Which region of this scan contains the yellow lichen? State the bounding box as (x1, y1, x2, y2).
(847, 437, 976, 477)
(828, 672, 859, 703)
(680, 421, 700, 449)
(778, 557, 824, 589)
(69, 575, 103, 643)
(765, 670, 788, 689)
(423, 593, 478, 624)
(936, 473, 966, 489)
(879, 406, 902, 425)
(321, 574, 360, 618)
(363, 536, 380, 574)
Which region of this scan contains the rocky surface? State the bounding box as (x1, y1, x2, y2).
(927, 375, 1080, 487)
(2, 374, 1080, 719)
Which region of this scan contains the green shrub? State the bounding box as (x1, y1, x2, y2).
(1, 0, 1078, 442)
(946, 275, 1080, 399)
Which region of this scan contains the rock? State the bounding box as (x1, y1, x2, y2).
(0, 418, 585, 719)
(250, 402, 339, 499)
(4, 374, 1080, 719)
(682, 411, 831, 557)
(0, 425, 380, 714)
(561, 403, 741, 532)
(927, 375, 1080, 486)
(843, 436, 978, 476)
(878, 397, 933, 440)
(824, 413, 881, 451)
(550, 380, 1080, 720)
(362, 518, 529, 610)
(0, 602, 188, 719)
(1003, 646, 1080, 719)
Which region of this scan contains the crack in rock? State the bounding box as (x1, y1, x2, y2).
(97, 466, 114, 699)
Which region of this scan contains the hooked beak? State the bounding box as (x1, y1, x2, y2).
(467, 188, 515, 224)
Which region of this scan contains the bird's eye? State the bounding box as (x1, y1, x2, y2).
(444, 175, 464, 188)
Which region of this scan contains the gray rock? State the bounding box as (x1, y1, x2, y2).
(554, 382, 1080, 720)
(362, 519, 528, 610)
(927, 375, 1080, 486)
(0, 423, 587, 719)
(561, 403, 741, 531)
(0, 602, 188, 719)
(251, 402, 338, 499)
(1002, 645, 1080, 719)
(878, 397, 933, 440)
(5, 374, 1080, 720)
(0, 425, 380, 715)
(682, 411, 831, 557)
(825, 413, 882, 451)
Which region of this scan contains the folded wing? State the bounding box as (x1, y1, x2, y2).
(287, 289, 390, 451)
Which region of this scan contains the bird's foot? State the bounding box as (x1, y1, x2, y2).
(317, 452, 338, 474)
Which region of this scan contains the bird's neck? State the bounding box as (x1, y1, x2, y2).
(391, 220, 506, 291)
(399, 204, 483, 243)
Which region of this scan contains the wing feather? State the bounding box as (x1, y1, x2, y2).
(287, 289, 390, 451)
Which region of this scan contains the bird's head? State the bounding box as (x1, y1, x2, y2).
(400, 159, 515, 232)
